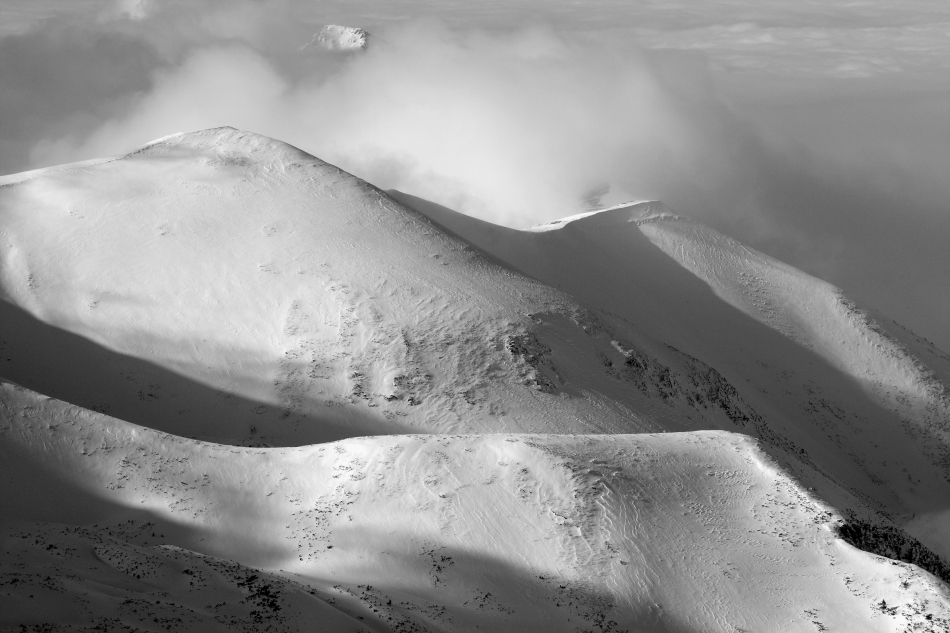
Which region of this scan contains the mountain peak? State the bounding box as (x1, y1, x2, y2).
(527, 200, 680, 232)
(139, 126, 300, 152)
(3, 127, 950, 630)
(128, 127, 329, 170)
(301, 25, 370, 52)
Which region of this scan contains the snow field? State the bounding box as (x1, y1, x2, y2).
(2, 380, 949, 631)
(635, 209, 950, 482)
(2, 128, 950, 631)
(0, 128, 628, 445)
(392, 191, 950, 553)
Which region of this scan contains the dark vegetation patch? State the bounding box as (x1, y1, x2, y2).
(835, 517, 950, 584)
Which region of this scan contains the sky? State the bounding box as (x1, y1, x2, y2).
(1, 0, 948, 351)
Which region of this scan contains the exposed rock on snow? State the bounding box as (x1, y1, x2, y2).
(2, 128, 950, 631)
(391, 190, 950, 557)
(0, 127, 776, 447)
(3, 380, 949, 632)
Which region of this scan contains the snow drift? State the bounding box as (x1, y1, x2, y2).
(3, 380, 948, 631)
(2, 128, 950, 630)
(302, 25, 369, 52)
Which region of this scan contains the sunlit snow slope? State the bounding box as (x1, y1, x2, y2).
(3, 380, 949, 632)
(0, 128, 828, 452)
(0, 128, 706, 445)
(2, 128, 950, 631)
(391, 192, 950, 558)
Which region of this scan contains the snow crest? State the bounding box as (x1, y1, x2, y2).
(302, 25, 369, 51)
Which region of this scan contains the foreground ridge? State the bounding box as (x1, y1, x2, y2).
(2, 380, 949, 631)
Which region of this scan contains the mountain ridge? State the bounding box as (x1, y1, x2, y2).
(3, 378, 949, 631)
(527, 200, 680, 232)
(2, 128, 950, 631)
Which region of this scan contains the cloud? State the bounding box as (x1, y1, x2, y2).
(0, 16, 160, 175)
(27, 18, 751, 227)
(635, 21, 950, 79)
(2, 2, 949, 351)
(113, 0, 153, 21)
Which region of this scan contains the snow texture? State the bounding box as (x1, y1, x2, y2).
(1, 128, 949, 631)
(302, 25, 369, 52)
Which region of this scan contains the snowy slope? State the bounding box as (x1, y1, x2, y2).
(3, 128, 950, 629)
(302, 25, 370, 51)
(0, 128, 794, 449)
(0, 128, 645, 444)
(634, 206, 950, 471)
(391, 193, 950, 553)
(3, 380, 949, 632)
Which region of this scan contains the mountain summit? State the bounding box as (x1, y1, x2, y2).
(302, 25, 370, 51)
(1, 128, 949, 631)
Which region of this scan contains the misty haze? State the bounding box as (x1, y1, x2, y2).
(1, 1, 949, 631)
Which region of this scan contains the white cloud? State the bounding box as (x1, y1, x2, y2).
(3, 0, 950, 350)
(33, 21, 737, 228)
(114, 0, 152, 21)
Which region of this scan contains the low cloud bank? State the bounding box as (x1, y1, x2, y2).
(2, 1, 949, 350)
(27, 18, 755, 228)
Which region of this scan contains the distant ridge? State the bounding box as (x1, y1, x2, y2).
(528, 200, 679, 232)
(301, 24, 370, 51)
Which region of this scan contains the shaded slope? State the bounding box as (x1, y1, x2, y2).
(0, 128, 653, 444)
(634, 206, 950, 475)
(2, 127, 949, 621)
(0, 128, 800, 448)
(0, 298, 329, 445)
(0, 525, 366, 633)
(392, 192, 950, 548)
(3, 380, 949, 632)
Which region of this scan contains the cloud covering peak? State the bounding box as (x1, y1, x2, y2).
(1, 0, 949, 351)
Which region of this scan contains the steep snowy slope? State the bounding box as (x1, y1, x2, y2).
(634, 206, 950, 468)
(0, 128, 796, 449)
(3, 127, 950, 630)
(391, 193, 950, 554)
(3, 381, 949, 632)
(0, 129, 637, 444)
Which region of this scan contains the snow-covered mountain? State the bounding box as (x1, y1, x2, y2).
(301, 25, 369, 52)
(1, 128, 949, 631)
(0, 128, 693, 445)
(392, 191, 950, 547)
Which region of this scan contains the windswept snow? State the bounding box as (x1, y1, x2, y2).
(634, 210, 950, 480)
(527, 200, 674, 232)
(0, 128, 806, 448)
(0, 128, 652, 444)
(2, 128, 950, 631)
(302, 25, 370, 52)
(3, 380, 949, 632)
(391, 191, 950, 554)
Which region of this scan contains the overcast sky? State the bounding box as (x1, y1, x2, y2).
(1, 0, 948, 351)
